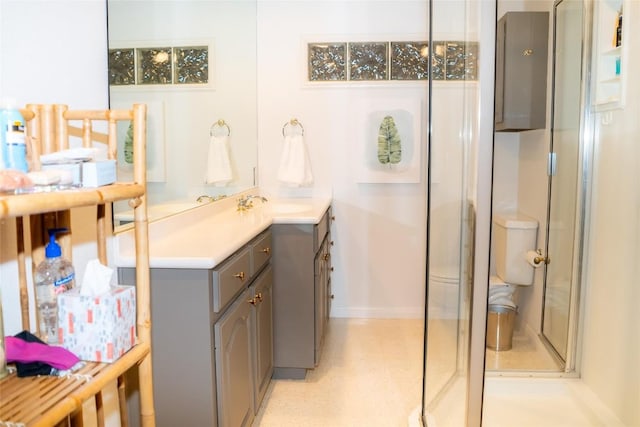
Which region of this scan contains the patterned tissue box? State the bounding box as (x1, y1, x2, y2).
(58, 285, 136, 363)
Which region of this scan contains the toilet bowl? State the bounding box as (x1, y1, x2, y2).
(489, 275, 517, 308)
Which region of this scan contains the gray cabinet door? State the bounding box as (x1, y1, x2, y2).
(314, 236, 328, 366)
(272, 207, 332, 378)
(215, 288, 254, 427)
(251, 265, 273, 411)
(495, 11, 549, 131)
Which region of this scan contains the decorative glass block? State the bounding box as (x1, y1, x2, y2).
(390, 42, 429, 80)
(175, 46, 209, 84)
(108, 48, 135, 86)
(431, 42, 446, 80)
(137, 47, 173, 85)
(308, 43, 347, 81)
(445, 41, 478, 80)
(349, 42, 388, 81)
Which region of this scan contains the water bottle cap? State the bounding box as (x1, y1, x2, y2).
(45, 228, 67, 258)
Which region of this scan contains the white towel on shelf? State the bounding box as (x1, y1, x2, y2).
(205, 135, 233, 186)
(277, 134, 313, 187)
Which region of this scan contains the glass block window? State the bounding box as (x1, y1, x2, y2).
(306, 39, 478, 83)
(390, 42, 429, 80)
(445, 41, 479, 80)
(308, 43, 347, 81)
(175, 46, 209, 84)
(446, 42, 478, 80)
(137, 47, 173, 85)
(430, 42, 446, 80)
(349, 42, 388, 81)
(108, 48, 135, 86)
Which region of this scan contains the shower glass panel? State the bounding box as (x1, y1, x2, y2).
(422, 0, 486, 425)
(542, 0, 585, 362)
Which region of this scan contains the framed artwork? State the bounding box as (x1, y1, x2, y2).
(353, 97, 423, 183)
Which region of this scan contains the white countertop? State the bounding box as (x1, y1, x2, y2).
(115, 194, 331, 270)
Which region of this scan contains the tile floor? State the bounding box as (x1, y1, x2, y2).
(254, 317, 424, 427)
(485, 327, 562, 372)
(254, 317, 626, 427)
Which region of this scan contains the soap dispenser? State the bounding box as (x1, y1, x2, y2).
(34, 228, 76, 344)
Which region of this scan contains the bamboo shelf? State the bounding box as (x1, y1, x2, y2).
(0, 104, 155, 426)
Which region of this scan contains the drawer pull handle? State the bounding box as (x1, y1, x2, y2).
(256, 292, 263, 302)
(248, 297, 257, 305)
(261, 247, 271, 255)
(322, 253, 330, 261)
(234, 272, 246, 280)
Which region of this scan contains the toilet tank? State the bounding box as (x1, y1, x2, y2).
(493, 213, 538, 285)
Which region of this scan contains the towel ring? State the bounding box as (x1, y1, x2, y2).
(210, 119, 231, 136)
(282, 118, 304, 136)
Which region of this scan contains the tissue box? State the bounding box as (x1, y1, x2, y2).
(41, 162, 82, 186)
(58, 285, 136, 363)
(82, 160, 116, 187)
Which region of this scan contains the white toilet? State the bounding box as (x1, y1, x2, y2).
(490, 213, 539, 309)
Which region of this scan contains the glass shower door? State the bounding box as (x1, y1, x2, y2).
(421, 1, 494, 425)
(542, 0, 586, 363)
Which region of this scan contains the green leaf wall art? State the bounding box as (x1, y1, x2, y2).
(124, 122, 134, 164)
(377, 115, 402, 165)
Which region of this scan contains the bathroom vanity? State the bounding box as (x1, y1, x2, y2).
(271, 206, 333, 379)
(116, 195, 331, 426)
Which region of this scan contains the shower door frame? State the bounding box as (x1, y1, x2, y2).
(421, 1, 496, 426)
(540, 0, 595, 373)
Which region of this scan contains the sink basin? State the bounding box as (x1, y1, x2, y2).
(270, 203, 313, 214)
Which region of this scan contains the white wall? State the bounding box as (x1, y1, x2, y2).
(257, 1, 432, 318)
(580, 1, 640, 424)
(0, 0, 108, 334)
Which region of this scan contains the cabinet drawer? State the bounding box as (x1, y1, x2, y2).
(250, 230, 272, 276)
(212, 247, 251, 312)
(313, 208, 330, 252)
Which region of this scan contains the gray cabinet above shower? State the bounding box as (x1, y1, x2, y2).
(495, 11, 549, 132)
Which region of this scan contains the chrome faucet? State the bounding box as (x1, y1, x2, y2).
(237, 194, 268, 211)
(197, 194, 227, 203)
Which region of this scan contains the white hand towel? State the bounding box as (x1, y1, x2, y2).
(277, 134, 313, 187)
(205, 135, 233, 186)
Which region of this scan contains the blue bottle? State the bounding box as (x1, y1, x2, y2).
(0, 99, 28, 172)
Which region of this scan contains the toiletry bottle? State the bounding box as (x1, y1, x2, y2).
(616, 10, 622, 47)
(0, 98, 28, 173)
(34, 228, 76, 344)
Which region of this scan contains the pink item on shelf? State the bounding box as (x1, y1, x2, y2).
(6, 336, 80, 370)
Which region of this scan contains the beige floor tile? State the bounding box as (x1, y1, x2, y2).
(254, 318, 424, 427)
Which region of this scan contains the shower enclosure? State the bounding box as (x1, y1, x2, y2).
(422, 0, 604, 425)
(421, 1, 495, 425)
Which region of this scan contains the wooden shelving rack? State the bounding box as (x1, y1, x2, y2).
(0, 104, 155, 426)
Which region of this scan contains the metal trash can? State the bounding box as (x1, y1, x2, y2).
(486, 304, 516, 351)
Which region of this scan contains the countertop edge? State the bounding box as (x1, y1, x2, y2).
(115, 197, 331, 270)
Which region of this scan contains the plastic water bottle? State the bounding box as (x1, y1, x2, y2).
(34, 228, 76, 344)
(0, 98, 28, 172)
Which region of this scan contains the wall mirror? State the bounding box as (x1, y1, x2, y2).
(107, 0, 258, 230)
